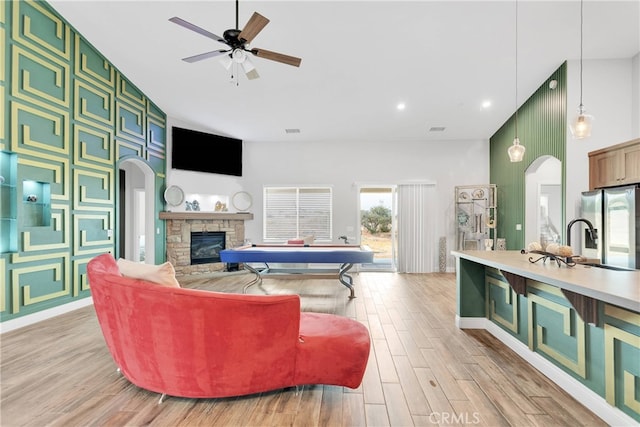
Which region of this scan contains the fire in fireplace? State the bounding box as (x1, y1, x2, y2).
(190, 231, 226, 265)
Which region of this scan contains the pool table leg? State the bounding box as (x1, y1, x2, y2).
(242, 263, 263, 293)
(339, 263, 356, 299)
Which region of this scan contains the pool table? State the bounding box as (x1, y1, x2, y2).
(220, 244, 374, 298)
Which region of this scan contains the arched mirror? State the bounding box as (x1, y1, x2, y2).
(525, 156, 562, 248)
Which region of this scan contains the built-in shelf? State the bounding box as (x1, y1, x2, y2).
(159, 212, 254, 221)
(22, 180, 51, 227)
(1, 151, 18, 253)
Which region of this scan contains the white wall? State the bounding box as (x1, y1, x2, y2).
(565, 57, 639, 220)
(165, 125, 489, 271)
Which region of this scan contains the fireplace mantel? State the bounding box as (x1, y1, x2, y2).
(160, 212, 253, 221)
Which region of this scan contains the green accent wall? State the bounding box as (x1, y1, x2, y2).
(490, 63, 567, 250)
(0, 0, 167, 321)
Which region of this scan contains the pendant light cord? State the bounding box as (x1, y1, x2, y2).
(514, 0, 519, 138)
(579, 0, 584, 110)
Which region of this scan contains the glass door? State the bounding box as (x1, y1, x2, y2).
(358, 186, 397, 271)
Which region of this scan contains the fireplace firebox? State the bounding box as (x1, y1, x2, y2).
(190, 231, 226, 265)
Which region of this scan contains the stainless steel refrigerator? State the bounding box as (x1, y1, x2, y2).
(580, 185, 640, 269)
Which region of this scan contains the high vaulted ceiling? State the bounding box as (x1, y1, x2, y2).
(48, 1, 639, 143)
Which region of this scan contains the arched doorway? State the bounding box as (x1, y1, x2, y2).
(525, 155, 563, 248)
(118, 158, 156, 264)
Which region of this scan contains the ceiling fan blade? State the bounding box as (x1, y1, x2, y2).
(238, 12, 270, 43)
(251, 48, 302, 67)
(169, 17, 226, 44)
(182, 49, 230, 63)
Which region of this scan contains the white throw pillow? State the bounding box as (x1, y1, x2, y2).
(116, 258, 180, 287)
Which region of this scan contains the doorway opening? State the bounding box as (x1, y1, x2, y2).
(118, 158, 156, 264)
(358, 186, 396, 271)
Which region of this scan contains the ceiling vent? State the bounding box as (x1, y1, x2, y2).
(285, 128, 301, 134)
(429, 126, 446, 132)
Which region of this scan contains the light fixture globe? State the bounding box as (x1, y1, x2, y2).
(232, 48, 247, 63)
(570, 106, 594, 139)
(508, 137, 526, 162)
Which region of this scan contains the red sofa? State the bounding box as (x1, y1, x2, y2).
(86, 254, 371, 399)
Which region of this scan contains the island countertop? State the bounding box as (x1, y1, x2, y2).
(451, 250, 640, 312)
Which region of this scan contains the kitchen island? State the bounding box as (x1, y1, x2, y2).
(452, 250, 640, 426)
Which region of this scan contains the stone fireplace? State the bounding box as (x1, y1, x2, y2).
(159, 212, 253, 277)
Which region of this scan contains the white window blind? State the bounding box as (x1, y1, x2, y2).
(263, 187, 332, 242)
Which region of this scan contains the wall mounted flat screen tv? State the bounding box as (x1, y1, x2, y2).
(171, 126, 243, 177)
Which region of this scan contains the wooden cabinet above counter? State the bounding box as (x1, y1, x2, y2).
(589, 138, 640, 190)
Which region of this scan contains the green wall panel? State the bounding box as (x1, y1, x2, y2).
(490, 63, 567, 250)
(0, 0, 167, 321)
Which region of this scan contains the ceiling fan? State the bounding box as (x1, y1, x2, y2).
(169, 0, 302, 81)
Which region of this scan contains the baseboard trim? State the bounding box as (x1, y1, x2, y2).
(455, 315, 638, 426)
(0, 297, 94, 334)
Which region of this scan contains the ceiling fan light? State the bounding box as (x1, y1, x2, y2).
(507, 137, 526, 162)
(219, 54, 232, 70)
(245, 69, 260, 80)
(232, 49, 246, 63)
(570, 107, 594, 139)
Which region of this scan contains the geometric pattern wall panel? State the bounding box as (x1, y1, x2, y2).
(12, 1, 71, 63)
(117, 74, 145, 109)
(10, 252, 69, 314)
(1, 0, 166, 322)
(74, 79, 113, 130)
(73, 168, 113, 209)
(73, 124, 114, 168)
(73, 212, 114, 255)
(73, 35, 114, 90)
(0, 258, 5, 313)
(1, 3, 5, 150)
(147, 115, 166, 171)
(527, 280, 586, 378)
(604, 305, 640, 422)
(11, 44, 70, 110)
(21, 203, 69, 252)
(11, 101, 69, 157)
(73, 256, 92, 296)
(17, 156, 69, 203)
(486, 268, 519, 335)
(116, 99, 146, 143)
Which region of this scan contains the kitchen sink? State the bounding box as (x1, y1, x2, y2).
(578, 262, 636, 272)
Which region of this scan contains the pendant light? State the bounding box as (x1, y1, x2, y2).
(570, 0, 593, 139)
(508, 0, 525, 162)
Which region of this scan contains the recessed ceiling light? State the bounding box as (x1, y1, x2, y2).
(429, 126, 446, 132)
(481, 100, 492, 109)
(285, 128, 300, 134)
(396, 103, 406, 111)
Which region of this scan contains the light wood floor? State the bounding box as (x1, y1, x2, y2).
(0, 271, 606, 426)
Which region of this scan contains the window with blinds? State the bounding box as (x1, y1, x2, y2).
(263, 187, 332, 242)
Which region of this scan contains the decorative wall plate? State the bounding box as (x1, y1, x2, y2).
(164, 185, 184, 206)
(458, 192, 469, 201)
(472, 189, 485, 199)
(232, 191, 253, 212)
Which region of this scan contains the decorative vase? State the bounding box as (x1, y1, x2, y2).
(496, 238, 506, 250)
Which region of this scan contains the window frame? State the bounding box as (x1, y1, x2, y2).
(262, 186, 333, 243)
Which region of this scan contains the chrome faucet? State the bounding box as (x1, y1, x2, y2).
(566, 218, 598, 248)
